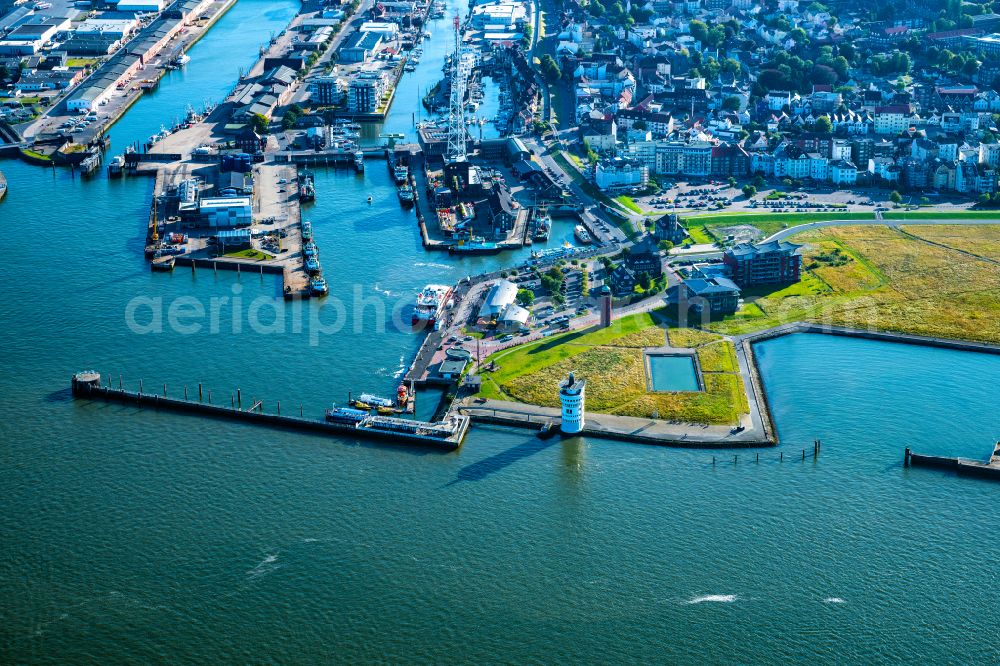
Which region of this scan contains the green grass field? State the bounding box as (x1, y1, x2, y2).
(708, 224, 1000, 343)
(477, 314, 747, 424)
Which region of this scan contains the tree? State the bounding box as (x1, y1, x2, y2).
(722, 96, 741, 111)
(814, 115, 833, 134)
(250, 113, 269, 134)
(657, 240, 674, 252)
(890, 190, 902, 204)
(636, 271, 652, 291)
(727, 176, 737, 188)
(742, 184, 757, 198)
(540, 54, 561, 83)
(516, 288, 535, 306)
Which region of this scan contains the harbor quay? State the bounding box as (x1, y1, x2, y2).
(16, 0, 242, 170)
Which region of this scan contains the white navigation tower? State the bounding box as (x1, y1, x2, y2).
(559, 372, 587, 434)
(445, 14, 470, 163)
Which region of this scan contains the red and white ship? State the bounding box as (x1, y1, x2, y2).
(412, 284, 453, 326)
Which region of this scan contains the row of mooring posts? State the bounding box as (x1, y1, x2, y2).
(712, 440, 822, 466)
(110, 374, 307, 418)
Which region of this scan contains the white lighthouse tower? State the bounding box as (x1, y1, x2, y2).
(558, 371, 586, 434)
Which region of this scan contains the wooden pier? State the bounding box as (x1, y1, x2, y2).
(70, 372, 470, 450)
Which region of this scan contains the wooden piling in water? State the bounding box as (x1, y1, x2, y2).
(198, 383, 203, 401)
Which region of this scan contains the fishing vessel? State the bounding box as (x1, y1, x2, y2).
(533, 213, 550, 241)
(299, 172, 316, 202)
(393, 163, 409, 184)
(305, 257, 321, 274)
(325, 404, 369, 424)
(353, 151, 365, 172)
(397, 184, 415, 205)
(303, 241, 318, 258)
(412, 284, 453, 325)
(574, 224, 592, 244)
(449, 236, 501, 255)
(301, 220, 313, 241)
(310, 275, 328, 296)
(173, 53, 191, 67)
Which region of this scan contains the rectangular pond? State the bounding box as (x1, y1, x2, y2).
(647, 354, 700, 392)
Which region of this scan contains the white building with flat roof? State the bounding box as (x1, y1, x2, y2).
(199, 196, 252, 227)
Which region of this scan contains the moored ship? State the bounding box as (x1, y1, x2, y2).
(393, 163, 409, 184)
(449, 236, 500, 255)
(310, 275, 328, 296)
(532, 213, 550, 241)
(325, 404, 369, 424)
(397, 184, 415, 205)
(412, 284, 453, 325)
(574, 224, 592, 244)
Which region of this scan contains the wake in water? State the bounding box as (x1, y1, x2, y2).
(823, 597, 846, 604)
(392, 354, 405, 379)
(373, 283, 394, 297)
(247, 553, 281, 579)
(686, 594, 738, 604)
(413, 262, 451, 270)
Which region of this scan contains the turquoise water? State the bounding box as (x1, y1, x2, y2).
(2, 0, 1000, 661)
(648, 354, 700, 392)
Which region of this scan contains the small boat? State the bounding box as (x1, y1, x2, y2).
(377, 406, 396, 415)
(310, 275, 328, 296)
(150, 256, 175, 271)
(574, 224, 592, 244)
(305, 257, 321, 274)
(358, 393, 395, 408)
(107, 154, 125, 177)
(174, 53, 191, 66)
(301, 220, 313, 241)
(303, 241, 318, 258)
(393, 164, 409, 184)
(367, 196, 373, 203)
(353, 151, 365, 172)
(352, 401, 372, 410)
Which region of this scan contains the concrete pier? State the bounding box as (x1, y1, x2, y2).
(71, 371, 469, 450)
(905, 444, 1000, 480)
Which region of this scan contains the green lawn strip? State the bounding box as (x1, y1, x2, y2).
(685, 211, 875, 238)
(224, 249, 270, 260)
(881, 210, 1000, 220)
(615, 195, 643, 214)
